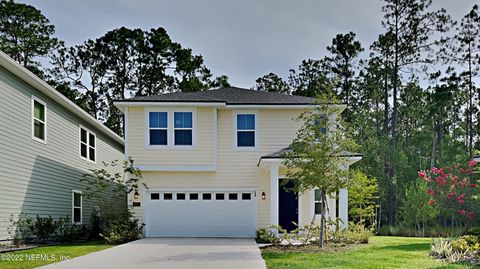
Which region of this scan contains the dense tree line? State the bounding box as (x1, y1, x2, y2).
(0, 0, 229, 135)
(0, 0, 478, 228)
(253, 0, 479, 227)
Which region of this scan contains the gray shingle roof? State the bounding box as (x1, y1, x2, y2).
(260, 146, 363, 159)
(119, 87, 317, 105)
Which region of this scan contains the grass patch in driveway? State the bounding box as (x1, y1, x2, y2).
(261, 236, 475, 269)
(0, 241, 112, 269)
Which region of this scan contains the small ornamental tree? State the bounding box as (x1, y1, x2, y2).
(418, 160, 479, 228)
(283, 93, 357, 247)
(81, 158, 145, 201)
(348, 171, 379, 225)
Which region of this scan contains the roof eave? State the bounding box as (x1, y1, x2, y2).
(114, 101, 227, 112)
(0, 51, 124, 145)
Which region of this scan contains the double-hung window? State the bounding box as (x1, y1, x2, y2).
(80, 127, 96, 162)
(314, 189, 323, 215)
(149, 112, 168, 145)
(236, 114, 256, 147)
(72, 191, 82, 224)
(32, 97, 46, 142)
(174, 112, 193, 146)
(314, 114, 327, 139)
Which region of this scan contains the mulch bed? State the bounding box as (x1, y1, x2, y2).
(0, 243, 39, 253)
(260, 242, 362, 253)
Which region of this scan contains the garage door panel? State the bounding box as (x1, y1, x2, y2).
(145, 191, 257, 237)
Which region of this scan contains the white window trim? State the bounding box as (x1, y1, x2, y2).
(233, 110, 259, 151)
(173, 112, 194, 147)
(147, 111, 169, 148)
(145, 108, 197, 149)
(79, 125, 97, 164)
(31, 95, 47, 144)
(72, 190, 83, 225)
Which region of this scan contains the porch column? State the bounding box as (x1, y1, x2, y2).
(339, 188, 348, 229)
(269, 163, 280, 226)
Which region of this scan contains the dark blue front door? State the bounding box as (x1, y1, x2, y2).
(279, 179, 298, 232)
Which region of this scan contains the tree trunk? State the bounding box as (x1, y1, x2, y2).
(430, 123, 438, 169)
(387, 3, 400, 226)
(319, 191, 327, 247)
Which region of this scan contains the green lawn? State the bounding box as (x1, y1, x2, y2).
(0, 241, 112, 269)
(262, 236, 477, 269)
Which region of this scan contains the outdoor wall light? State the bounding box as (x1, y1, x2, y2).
(261, 192, 266, 200)
(134, 191, 140, 200)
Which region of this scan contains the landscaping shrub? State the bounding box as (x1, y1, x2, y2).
(327, 222, 374, 244)
(31, 215, 57, 243)
(7, 213, 34, 245)
(100, 210, 143, 244)
(430, 238, 454, 259)
(376, 224, 465, 238)
(256, 227, 281, 244)
(55, 216, 78, 242)
(451, 235, 480, 252)
(465, 227, 480, 236)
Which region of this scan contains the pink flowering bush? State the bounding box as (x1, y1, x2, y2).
(418, 160, 479, 226)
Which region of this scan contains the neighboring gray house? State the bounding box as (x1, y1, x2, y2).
(0, 51, 124, 240)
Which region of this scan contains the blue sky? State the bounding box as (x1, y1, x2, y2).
(19, 0, 479, 88)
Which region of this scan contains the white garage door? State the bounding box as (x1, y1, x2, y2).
(145, 190, 257, 237)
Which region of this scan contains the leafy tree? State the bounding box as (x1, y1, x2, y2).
(288, 59, 335, 97)
(0, 0, 58, 75)
(284, 94, 357, 247)
(325, 32, 363, 105)
(445, 5, 480, 159)
(348, 171, 379, 225)
(51, 26, 228, 135)
(400, 180, 438, 236)
(50, 41, 108, 120)
(210, 74, 230, 88)
(378, 0, 453, 225)
(254, 72, 290, 94)
(418, 161, 479, 228)
(80, 158, 145, 204)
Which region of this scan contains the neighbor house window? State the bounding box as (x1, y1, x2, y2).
(236, 114, 255, 147)
(72, 191, 82, 224)
(80, 126, 96, 162)
(174, 112, 193, 146)
(32, 97, 46, 142)
(314, 114, 327, 139)
(314, 189, 323, 215)
(149, 112, 168, 145)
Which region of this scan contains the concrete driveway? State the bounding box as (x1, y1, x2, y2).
(39, 238, 266, 269)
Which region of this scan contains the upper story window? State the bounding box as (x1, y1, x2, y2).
(32, 96, 47, 143)
(174, 112, 193, 146)
(147, 110, 195, 147)
(80, 126, 96, 163)
(149, 112, 168, 145)
(236, 114, 256, 148)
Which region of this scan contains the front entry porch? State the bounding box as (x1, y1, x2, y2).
(258, 149, 362, 230)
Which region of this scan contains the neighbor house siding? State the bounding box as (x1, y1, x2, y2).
(0, 66, 124, 240)
(131, 108, 304, 229)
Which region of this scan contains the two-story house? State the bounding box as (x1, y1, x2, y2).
(114, 87, 361, 237)
(0, 51, 125, 240)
